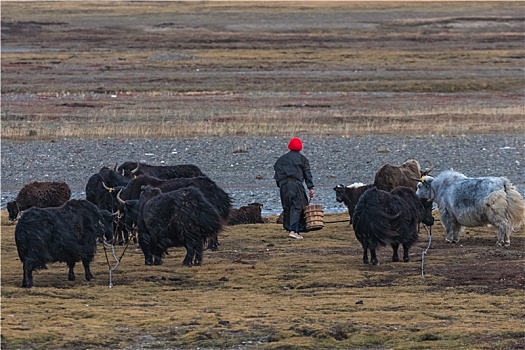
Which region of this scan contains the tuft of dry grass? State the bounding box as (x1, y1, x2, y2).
(2, 210, 524, 349)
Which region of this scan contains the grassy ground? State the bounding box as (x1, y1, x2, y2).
(1, 2, 525, 349)
(1, 210, 524, 349)
(1, 1, 524, 139)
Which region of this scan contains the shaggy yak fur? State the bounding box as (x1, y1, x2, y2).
(137, 185, 224, 266)
(227, 203, 264, 225)
(7, 181, 72, 221)
(115, 175, 232, 250)
(14, 199, 114, 288)
(373, 159, 430, 192)
(417, 170, 525, 246)
(352, 186, 435, 265)
(117, 161, 204, 179)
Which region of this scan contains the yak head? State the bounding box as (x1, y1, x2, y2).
(416, 176, 434, 201)
(98, 209, 117, 243)
(333, 184, 346, 203)
(419, 197, 435, 226)
(333, 183, 365, 203)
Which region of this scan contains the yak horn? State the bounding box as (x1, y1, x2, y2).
(116, 189, 126, 204)
(102, 182, 113, 193)
(131, 162, 140, 174)
(422, 160, 434, 175)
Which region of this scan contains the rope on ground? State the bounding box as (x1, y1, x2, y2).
(103, 240, 130, 288)
(421, 225, 432, 280)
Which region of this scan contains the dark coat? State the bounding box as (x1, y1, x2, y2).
(352, 186, 434, 265)
(14, 199, 114, 288)
(273, 151, 314, 233)
(137, 186, 223, 266)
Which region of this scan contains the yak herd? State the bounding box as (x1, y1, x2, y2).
(6, 159, 525, 288)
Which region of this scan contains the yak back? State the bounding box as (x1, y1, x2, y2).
(15, 181, 71, 210)
(14, 199, 109, 269)
(126, 175, 232, 220)
(139, 186, 223, 248)
(228, 203, 264, 225)
(118, 162, 204, 180)
(352, 187, 416, 248)
(373, 160, 421, 192)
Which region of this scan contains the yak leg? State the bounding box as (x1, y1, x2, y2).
(497, 223, 511, 247)
(441, 209, 461, 243)
(82, 260, 94, 281)
(67, 261, 76, 281)
(22, 262, 34, 288)
(360, 239, 369, 264)
(391, 243, 400, 262)
(183, 240, 196, 266)
(138, 232, 154, 265)
(194, 241, 204, 266)
(402, 244, 410, 262)
(370, 249, 378, 266)
(152, 246, 164, 265)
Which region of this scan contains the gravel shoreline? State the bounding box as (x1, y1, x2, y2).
(2, 135, 524, 215)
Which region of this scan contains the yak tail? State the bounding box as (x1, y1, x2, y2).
(353, 189, 401, 247)
(503, 183, 525, 229)
(486, 183, 525, 230)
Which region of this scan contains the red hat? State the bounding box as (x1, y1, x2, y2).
(288, 137, 303, 151)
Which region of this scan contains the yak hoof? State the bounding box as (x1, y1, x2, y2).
(392, 256, 399, 262)
(403, 257, 410, 263)
(85, 273, 94, 281)
(371, 260, 378, 266)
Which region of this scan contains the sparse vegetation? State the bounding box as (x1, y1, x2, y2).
(2, 2, 525, 349)
(1, 210, 524, 349)
(1, 1, 524, 139)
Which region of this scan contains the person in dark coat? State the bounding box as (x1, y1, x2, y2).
(273, 137, 315, 239)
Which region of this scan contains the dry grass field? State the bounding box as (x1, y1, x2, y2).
(2, 209, 524, 350)
(1, 1, 524, 139)
(1, 1, 525, 349)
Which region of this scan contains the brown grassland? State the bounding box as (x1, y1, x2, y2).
(1, 1, 524, 139)
(2, 210, 525, 350)
(1, 1, 525, 349)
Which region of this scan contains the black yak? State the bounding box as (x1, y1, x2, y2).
(14, 199, 115, 288)
(227, 203, 264, 225)
(117, 162, 204, 179)
(7, 181, 71, 221)
(85, 166, 130, 245)
(115, 175, 232, 250)
(137, 185, 223, 266)
(352, 186, 434, 265)
(333, 183, 374, 224)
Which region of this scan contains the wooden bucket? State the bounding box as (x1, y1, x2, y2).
(305, 204, 324, 231)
